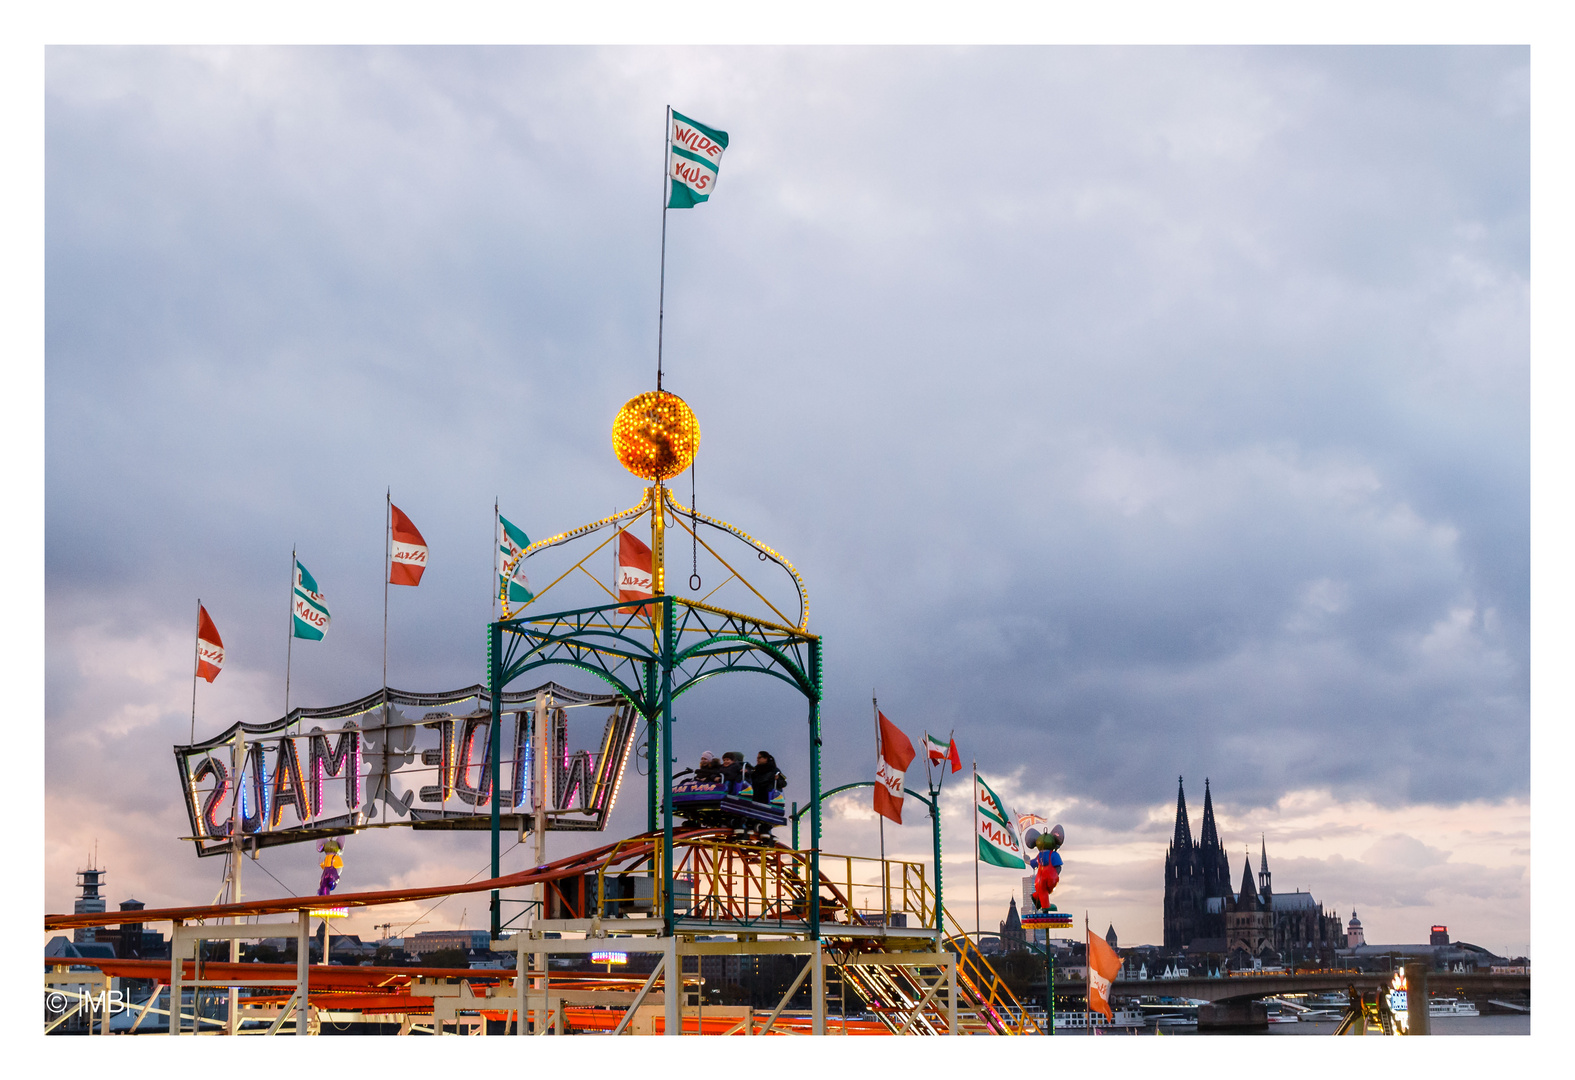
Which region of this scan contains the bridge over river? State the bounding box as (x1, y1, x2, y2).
(1112, 971, 1530, 1003)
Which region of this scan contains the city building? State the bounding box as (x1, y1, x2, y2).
(72, 862, 107, 945)
(1162, 778, 1232, 949)
(406, 929, 492, 956)
(1346, 909, 1365, 947)
(1163, 780, 1343, 964)
(1338, 938, 1512, 973)
(1219, 840, 1343, 966)
(1019, 876, 1047, 944)
(998, 897, 1026, 953)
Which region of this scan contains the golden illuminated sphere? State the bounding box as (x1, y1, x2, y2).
(612, 391, 701, 480)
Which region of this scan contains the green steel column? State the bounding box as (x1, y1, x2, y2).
(644, 658, 658, 834)
(660, 597, 675, 932)
(808, 638, 822, 939)
(930, 785, 943, 934)
(1048, 943, 1055, 1035)
(488, 621, 502, 939)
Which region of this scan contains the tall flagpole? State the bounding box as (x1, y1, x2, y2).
(383, 489, 391, 693)
(190, 599, 201, 742)
(973, 760, 981, 941)
(873, 694, 887, 925)
(657, 104, 671, 393)
(285, 547, 295, 722)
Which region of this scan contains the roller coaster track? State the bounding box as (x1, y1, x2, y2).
(46, 830, 1039, 1036)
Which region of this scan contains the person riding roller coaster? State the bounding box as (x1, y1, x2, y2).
(672, 748, 788, 836)
(747, 752, 786, 802)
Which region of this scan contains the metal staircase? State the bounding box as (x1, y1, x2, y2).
(804, 855, 1043, 1035)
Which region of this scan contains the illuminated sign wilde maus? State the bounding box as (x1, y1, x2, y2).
(174, 683, 637, 856)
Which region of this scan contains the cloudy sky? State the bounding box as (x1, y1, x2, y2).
(42, 44, 1531, 957)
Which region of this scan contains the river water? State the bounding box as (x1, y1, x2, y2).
(1089, 1014, 1531, 1035)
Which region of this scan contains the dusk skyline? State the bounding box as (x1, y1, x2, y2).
(43, 45, 1529, 957)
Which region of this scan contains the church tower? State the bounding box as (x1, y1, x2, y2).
(1196, 778, 1231, 938)
(1226, 852, 1272, 958)
(1163, 777, 1199, 948)
(1258, 835, 1273, 900)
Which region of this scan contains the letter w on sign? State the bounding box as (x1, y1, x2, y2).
(873, 711, 916, 824)
(668, 110, 729, 209)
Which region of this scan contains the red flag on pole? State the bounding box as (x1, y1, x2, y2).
(926, 732, 962, 773)
(195, 605, 224, 683)
(617, 530, 653, 613)
(874, 711, 916, 824)
(389, 504, 429, 586)
(1086, 926, 1123, 1019)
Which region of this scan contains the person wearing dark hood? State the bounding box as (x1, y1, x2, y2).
(720, 752, 745, 787)
(746, 751, 786, 803)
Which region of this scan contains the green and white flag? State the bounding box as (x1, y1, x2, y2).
(976, 772, 1026, 869)
(668, 110, 729, 209)
(498, 515, 534, 605)
(292, 560, 330, 641)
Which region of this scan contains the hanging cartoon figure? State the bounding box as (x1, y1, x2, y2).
(317, 837, 345, 896)
(1021, 823, 1064, 912)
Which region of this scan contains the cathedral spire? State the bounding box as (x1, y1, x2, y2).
(1238, 851, 1257, 909)
(1172, 776, 1193, 850)
(1199, 777, 1220, 851)
(1258, 834, 1272, 896)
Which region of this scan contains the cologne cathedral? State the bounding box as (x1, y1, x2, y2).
(1163, 778, 1343, 964)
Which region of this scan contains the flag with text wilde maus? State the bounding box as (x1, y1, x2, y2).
(195, 605, 224, 682)
(389, 504, 428, 586)
(668, 110, 728, 208)
(293, 561, 330, 640)
(498, 514, 534, 606)
(975, 773, 1026, 868)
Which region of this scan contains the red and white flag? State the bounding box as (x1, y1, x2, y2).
(195, 605, 224, 683)
(925, 732, 962, 773)
(1087, 927, 1123, 1019)
(617, 530, 653, 613)
(874, 711, 916, 824)
(389, 504, 428, 586)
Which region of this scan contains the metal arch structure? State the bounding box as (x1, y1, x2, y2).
(498, 486, 811, 635)
(486, 593, 822, 939)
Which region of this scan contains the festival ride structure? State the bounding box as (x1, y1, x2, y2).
(44, 390, 1048, 1035)
(480, 389, 1044, 1035)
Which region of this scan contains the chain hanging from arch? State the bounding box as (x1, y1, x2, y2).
(688, 460, 702, 591)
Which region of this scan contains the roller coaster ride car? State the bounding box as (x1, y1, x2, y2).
(672, 776, 787, 832)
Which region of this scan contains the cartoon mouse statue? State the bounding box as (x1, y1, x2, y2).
(1020, 823, 1064, 912)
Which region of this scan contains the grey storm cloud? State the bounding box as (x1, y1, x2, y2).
(46, 46, 1526, 892)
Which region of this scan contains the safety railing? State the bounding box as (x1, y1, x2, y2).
(816, 852, 932, 928)
(589, 837, 937, 931)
